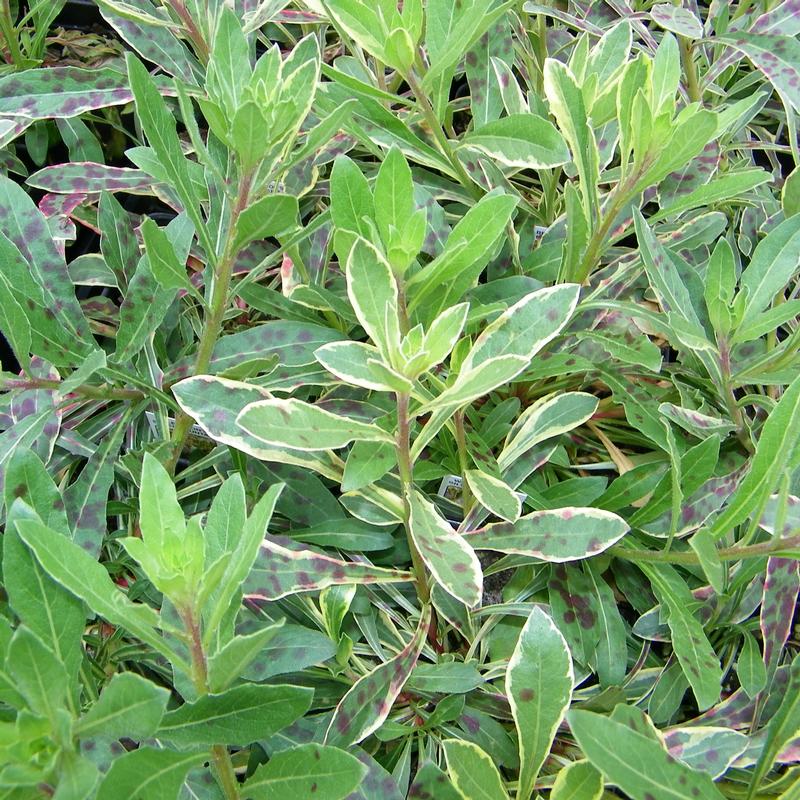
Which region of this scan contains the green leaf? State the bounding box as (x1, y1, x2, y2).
(342, 440, 397, 492)
(232, 194, 300, 253)
(326, 605, 430, 747)
(315, 341, 408, 393)
(7, 626, 68, 720)
(465, 470, 520, 522)
(207, 622, 285, 693)
(95, 747, 204, 800)
(420, 355, 529, 415)
(330, 154, 375, 242)
(157, 684, 313, 746)
(346, 237, 402, 361)
(406, 191, 518, 320)
(237, 398, 394, 451)
(405, 661, 484, 694)
(409, 490, 482, 608)
(568, 708, 726, 800)
(543, 60, 600, 223)
(15, 518, 182, 666)
(461, 113, 569, 170)
(442, 739, 509, 800)
(736, 629, 767, 700)
(467, 507, 628, 561)
(75, 673, 169, 740)
(508, 606, 573, 800)
(206, 7, 250, 117)
(4, 497, 84, 682)
(410, 762, 462, 800)
(243, 743, 367, 800)
(497, 392, 598, 472)
(739, 215, 800, 318)
(551, 761, 603, 800)
(140, 217, 197, 296)
(126, 54, 210, 256)
(374, 146, 414, 249)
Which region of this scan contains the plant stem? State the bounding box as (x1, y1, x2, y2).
(169, 0, 210, 63)
(405, 69, 481, 201)
(183, 607, 240, 800)
(453, 411, 473, 512)
(396, 392, 430, 604)
(168, 173, 253, 471)
(610, 533, 800, 565)
(0, 1, 22, 66)
(571, 179, 633, 284)
(679, 36, 701, 104)
(0, 376, 144, 402)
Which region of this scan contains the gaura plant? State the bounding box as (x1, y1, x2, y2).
(0, 1, 800, 799)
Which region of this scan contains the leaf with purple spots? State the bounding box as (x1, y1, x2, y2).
(467, 507, 628, 561)
(758, 493, 800, 537)
(172, 375, 340, 477)
(99, 0, 201, 84)
(508, 605, 573, 800)
(568, 708, 726, 800)
(716, 33, 800, 114)
(466, 18, 514, 127)
(638, 562, 723, 711)
(243, 535, 413, 601)
(409, 490, 483, 609)
(408, 761, 462, 800)
(166, 321, 344, 383)
(238, 398, 394, 451)
(0, 174, 94, 355)
(64, 411, 129, 559)
(663, 727, 749, 778)
(28, 163, 157, 195)
(0, 67, 138, 119)
(325, 604, 430, 747)
(658, 403, 736, 440)
(547, 564, 599, 667)
(760, 557, 800, 682)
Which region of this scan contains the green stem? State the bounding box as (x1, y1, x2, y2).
(396, 392, 430, 605)
(183, 608, 240, 800)
(0, 1, 22, 66)
(610, 533, 800, 565)
(405, 69, 481, 200)
(168, 173, 253, 471)
(679, 36, 702, 104)
(571, 179, 634, 284)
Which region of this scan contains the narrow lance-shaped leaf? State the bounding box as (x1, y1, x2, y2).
(156, 683, 313, 746)
(761, 557, 800, 682)
(0, 67, 137, 119)
(243, 535, 413, 601)
(509, 606, 573, 800)
(242, 743, 367, 800)
(465, 470, 521, 523)
(325, 604, 431, 747)
(467, 508, 629, 561)
(462, 284, 580, 371)
(707, 373, 800, 540)
(15, 517, 185, 667)
(409, 490, 483, 609)
(27, 163, 156, 194)
(568, 708, 726, 800)
(551, 761, 604, 800)
(237, 398, 395, 451)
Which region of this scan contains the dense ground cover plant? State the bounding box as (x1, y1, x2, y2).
(0, 0, 800, 797)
